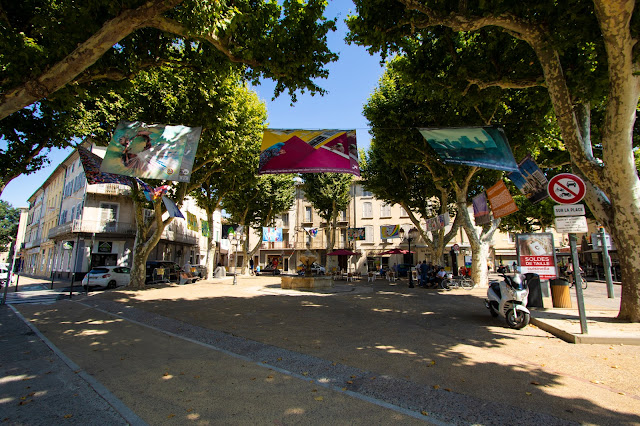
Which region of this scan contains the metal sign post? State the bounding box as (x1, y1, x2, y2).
(599, 226, 615, 298)
(549, 173, 588, 334)
(569, 234, 588, 334)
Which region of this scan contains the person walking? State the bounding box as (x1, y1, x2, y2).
(420, 260, 429, 288)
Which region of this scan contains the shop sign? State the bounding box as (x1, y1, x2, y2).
(98, 241, 113, 253)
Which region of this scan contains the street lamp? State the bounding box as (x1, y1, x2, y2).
(230, 231, 244, 285)
(400, 227, 418, 288)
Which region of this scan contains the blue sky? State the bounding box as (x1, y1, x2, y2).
(0, 0, 385, 208)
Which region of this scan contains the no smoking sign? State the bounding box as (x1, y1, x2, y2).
(547, 173, 586, 204)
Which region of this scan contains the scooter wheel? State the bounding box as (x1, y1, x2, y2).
(506, 310, 530, 329)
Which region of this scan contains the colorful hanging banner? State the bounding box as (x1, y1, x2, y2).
(77, 147, 134, 187)
(262, 227, 283, 242)
(486, 180, 519, 218)
(418, 127, 518, 172)
(201, 220, 210, 237)
(425, 214, 450, 232)
(186, 212, 198, 231)
(162, 196, 184, 219)
(347, 227, 366, 241)
(304, 227, 318, 238)
(507, 155, 549, 203)
(222, 225, 243, 239)
(258, 129, 360, 175)
(380, 225, 401, 239)
(472, 192, 491, 225)
(101, 121, 202, 182)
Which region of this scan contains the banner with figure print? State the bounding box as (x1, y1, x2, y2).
(507, 155, 549, 203)
(380, 225, 401, 239)
(472, 192, 491, 225)
(418, 127, 519, 172)
(259, 129, 360, 175)
(515, 233, 557, 279)
(347, 227, 366, 241)
(262, 227, 283, 242)
(425, 214, 450, 232)
(101, 121, 202, 182)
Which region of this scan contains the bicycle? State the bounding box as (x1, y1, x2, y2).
(440, 275, 476, 290)
(570, 275, 588, 290)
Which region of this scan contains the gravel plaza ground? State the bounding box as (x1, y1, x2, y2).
(1, 273, 639, 425)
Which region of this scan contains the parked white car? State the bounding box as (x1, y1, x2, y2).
(82, 266, 130, 289)
(0, 266, 8, 286)
(310, 263, 326, 275)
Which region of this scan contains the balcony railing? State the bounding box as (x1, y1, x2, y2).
(260, 242, 294, 250)
(86, 184, 132, 196)
(47, 218, 200, 245)
(48, 219, 136, 238)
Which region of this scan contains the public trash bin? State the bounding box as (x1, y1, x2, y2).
(550, 278, 572, 308)
(524, 273, 543, 308)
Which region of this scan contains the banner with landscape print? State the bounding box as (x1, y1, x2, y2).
(258, 129, 359, 175)
(418, 127, 519, 172)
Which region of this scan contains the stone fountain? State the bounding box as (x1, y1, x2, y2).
(280, 248, 333, 290)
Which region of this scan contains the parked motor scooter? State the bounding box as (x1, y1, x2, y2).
(485, 274, 530, 329)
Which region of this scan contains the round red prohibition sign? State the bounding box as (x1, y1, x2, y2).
(547, 173, 586, 204)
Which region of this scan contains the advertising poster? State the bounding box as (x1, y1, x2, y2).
(418, 126, 519, 172)
(348, 227, 366, 241)
(101, 121, 202, 182)
(380, 225, 401, 239)
(486, 181, 519, 219)
(515, 233, 557, 279)
(186, 212, 198, 231)
(262, 227, 283, 242)
(258, 129, 359, 175)
(222, 225, 243, 239)
(507, 155, 549, 203)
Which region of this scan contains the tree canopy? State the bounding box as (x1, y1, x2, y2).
(347, 0, 640, 321)
(301, 173, 352, 250)
(0, 200, 20, 252)
(0, 0, 337, 193)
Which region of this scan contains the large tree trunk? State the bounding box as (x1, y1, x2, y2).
(205, 208, 216, 280)
(129, 198, 169, 289)
(528, 1, 640, 321)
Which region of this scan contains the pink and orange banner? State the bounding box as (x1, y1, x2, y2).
(258, 129, 359, 175)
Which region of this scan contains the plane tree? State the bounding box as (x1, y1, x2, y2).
(82, 65, 267, 288)
(362, 58, 561, 287)
(347, 0, 640, 321)
(301, 173, 353, 252)
(0, 0, 337, 194)
(222, 174, 296, 274)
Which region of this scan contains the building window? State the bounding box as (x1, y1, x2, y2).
(362, 187, 372, 197)
(380, 203, 391, 218)
(76, 202, 83, 220)
(339, 210, 347, 221)
(100, 203, 119, 231)
(362, 202, 373, 219)
(304, 206, 312, 222)
(364, 225, 374, 243)
(400, 207, 409, 218)
(282, 213, 289, 227)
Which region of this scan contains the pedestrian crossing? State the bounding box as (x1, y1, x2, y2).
(1, 288, 83, 305)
